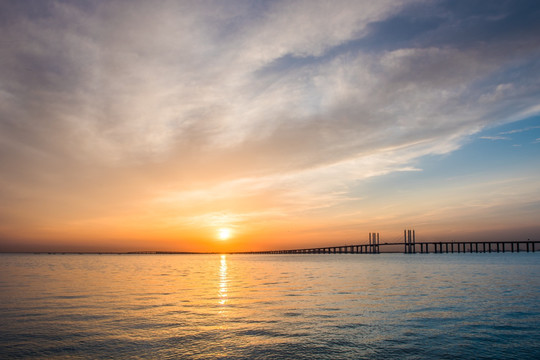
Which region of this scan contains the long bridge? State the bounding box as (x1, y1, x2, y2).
(240, 230, 539, 255)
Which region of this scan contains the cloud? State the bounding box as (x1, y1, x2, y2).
(1, 0, 540, 248)
(500, 126, 540, 135)
(479, 136, 509, 141)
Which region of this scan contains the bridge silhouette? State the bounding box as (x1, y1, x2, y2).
(237, 230, 539, 255)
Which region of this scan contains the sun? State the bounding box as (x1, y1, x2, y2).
(217, 228, 232, 241)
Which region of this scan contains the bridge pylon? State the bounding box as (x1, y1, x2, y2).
(369, 232, 380, 254)
(404, 229, 416, 254)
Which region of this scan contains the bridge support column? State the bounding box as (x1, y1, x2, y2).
(404, 230, 408, 254)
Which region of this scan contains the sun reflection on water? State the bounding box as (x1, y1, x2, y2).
(218, 255, 228, 308)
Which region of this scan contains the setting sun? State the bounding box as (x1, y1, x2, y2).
(217, 228, 232, 241)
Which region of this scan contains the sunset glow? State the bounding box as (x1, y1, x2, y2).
(0, 1, 539, 253)
(217, 228, 232, 241)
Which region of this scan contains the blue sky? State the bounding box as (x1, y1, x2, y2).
(0, 0, 539, 251)
(347, 115, 540, 240)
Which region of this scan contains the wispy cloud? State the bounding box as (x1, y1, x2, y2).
(479, 136, 510, 141)
(500, 126, 540, 135)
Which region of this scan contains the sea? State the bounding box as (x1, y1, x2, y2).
(1, 253, 539, 359)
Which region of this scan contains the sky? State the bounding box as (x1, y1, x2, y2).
(1, 0, 539, 252)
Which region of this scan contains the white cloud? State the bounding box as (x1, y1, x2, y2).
(479, 136, 510, 141)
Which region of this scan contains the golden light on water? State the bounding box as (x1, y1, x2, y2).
(218, 255, 228, 307)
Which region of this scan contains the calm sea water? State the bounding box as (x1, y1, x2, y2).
(1, 253, 539, 359)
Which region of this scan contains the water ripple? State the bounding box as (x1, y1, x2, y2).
(1, 253, 539, 359)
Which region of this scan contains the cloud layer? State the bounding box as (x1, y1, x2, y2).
(1, 0, 540, 250)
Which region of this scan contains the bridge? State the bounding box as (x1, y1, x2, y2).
(238, 230, 539, 254)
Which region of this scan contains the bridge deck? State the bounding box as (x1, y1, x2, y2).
(237, 240, 539, 255)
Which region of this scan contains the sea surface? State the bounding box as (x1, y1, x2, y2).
(1, 253, 539, 359)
